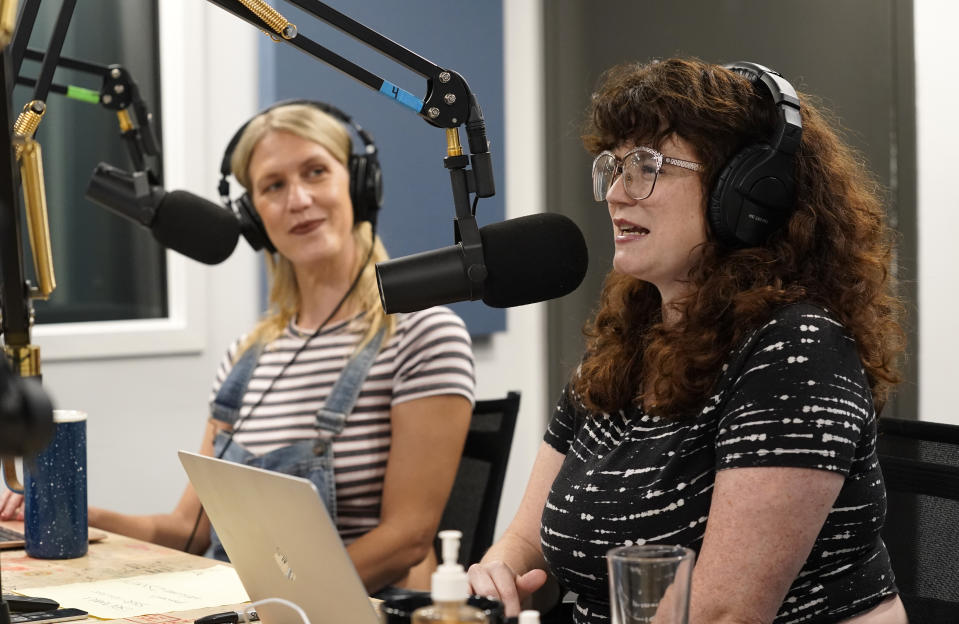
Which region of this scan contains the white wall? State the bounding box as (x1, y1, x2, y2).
(476, 0, 547, 536)
(915, 0, 959, 426)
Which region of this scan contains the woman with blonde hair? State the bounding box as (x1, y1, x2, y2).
(33, 102, 475, 596)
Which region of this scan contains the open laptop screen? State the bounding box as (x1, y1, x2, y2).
(178, 451, 379, 624)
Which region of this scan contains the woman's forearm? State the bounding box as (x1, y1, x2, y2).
(346, 522, 436, 593)
(88, 505, 209, 554)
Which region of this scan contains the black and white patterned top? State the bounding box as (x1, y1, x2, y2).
(542, 303, 897, 624)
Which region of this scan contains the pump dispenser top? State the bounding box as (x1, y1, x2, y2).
(433, 529, 469, 601)
(411, 530, 487, 624)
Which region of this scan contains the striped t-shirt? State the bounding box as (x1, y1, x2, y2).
(209, 306, 475, 541)
(542, 303, 897, 624)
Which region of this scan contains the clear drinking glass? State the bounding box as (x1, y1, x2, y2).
(607, 544, 695, 624)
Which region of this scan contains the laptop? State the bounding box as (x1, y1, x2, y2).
(178, 451, 380, 624)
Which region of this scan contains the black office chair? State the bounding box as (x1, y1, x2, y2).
(437, 391, 521, 567)
(876, 416, 959, 621)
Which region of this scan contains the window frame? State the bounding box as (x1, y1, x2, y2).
(34, 0, 253, 361)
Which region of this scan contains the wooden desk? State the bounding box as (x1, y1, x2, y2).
(1, 529, 249, 624)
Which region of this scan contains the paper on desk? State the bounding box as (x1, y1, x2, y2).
(17, 564, 250, 619)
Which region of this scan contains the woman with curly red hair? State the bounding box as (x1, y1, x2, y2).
(468, 58, 907, 624)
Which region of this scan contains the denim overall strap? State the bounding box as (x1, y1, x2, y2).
(207, 434, 326, 561)
(210, 341, 265, 426)
(204, 327, 385, 562)
(315, 327, 386, 435)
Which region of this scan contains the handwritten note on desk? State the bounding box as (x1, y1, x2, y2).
(16, 564, 250, 619)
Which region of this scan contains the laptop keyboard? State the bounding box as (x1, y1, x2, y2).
(0, 525, 24, 541)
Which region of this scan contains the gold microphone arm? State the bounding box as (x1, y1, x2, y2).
(12, 100, 56, 300)
(0, 1, 59, 475)
(20, 138, 54, 299)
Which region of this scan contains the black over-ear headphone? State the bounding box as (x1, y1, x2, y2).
(707, 62, 803, 248)
(218, 99, 383, 253)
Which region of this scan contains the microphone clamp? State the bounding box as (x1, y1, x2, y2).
(85, 163, 160, 228)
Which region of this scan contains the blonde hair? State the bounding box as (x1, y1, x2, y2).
(230, 103, 395, 353)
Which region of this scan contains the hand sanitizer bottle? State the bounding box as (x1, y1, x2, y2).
(411, 530, 488, 624)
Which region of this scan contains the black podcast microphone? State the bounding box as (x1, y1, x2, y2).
(85, 162, 241, 265)
(151, 190, 241, 265)
(376, 212, 588, 313)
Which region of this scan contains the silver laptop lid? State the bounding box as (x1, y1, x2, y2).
(178, 451, 379, 624)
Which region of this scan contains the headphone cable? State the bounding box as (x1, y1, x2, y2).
(182, 235, 376, 553)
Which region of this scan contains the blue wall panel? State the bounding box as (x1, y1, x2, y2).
(257, 0, 505, 334)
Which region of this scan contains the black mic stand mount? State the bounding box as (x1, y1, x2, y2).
(204, 0, 496, 301)
(14, 48, 163, 219)
(17, 51, 161, 176)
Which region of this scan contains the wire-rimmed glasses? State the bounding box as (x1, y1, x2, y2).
(592, 146, 703, 202)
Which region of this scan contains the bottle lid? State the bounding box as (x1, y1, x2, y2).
(431, 529, 468, 602)
(519, 611, 540, 624)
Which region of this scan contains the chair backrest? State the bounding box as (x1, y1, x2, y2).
(437, 391, 521, 567)
(876, 416, 959, 621)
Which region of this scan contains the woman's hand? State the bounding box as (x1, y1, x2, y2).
(0, 489, 25, 521)
(467, 560, 548, 617)
(466, 443, 566, 617)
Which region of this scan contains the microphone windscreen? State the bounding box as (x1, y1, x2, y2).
(480, 213, 588, 308)
(152, 190, 241, 265)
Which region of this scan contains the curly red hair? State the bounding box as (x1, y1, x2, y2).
(574, 58, 905, 418)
